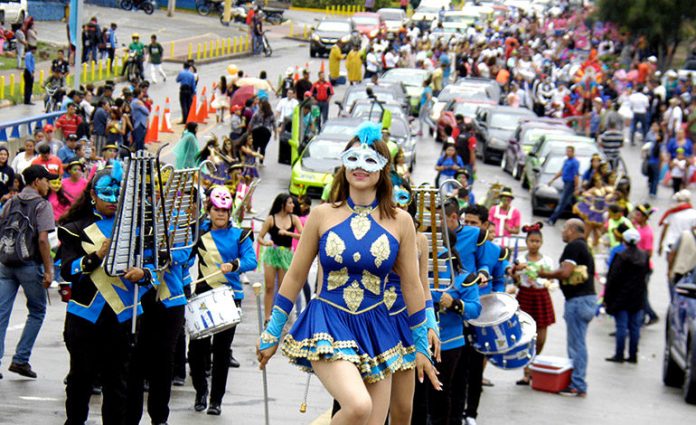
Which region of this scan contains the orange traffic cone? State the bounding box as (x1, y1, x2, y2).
(293, 66, 300, 82)
(209, 85, 217, 115)
(145, 106, 160, 144)
(186, 95, 199, 124)
(320, 60, 325, 73)
(161, 97, 174, 133)
(197, 87, 209, 123)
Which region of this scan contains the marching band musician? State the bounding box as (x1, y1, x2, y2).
(58, 162, 155, 425)
(189, 186, 257, 416)
(126, 222, 195, 424)
(257, 123, 441, 425)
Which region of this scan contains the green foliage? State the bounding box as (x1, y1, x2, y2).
(291, 0, 393, 10)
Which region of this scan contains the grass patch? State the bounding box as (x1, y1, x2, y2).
(0, 41, 65, 71)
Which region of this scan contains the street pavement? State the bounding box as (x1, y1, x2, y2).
(1, 5, 695, 424)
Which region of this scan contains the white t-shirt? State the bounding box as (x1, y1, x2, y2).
(275, 97, 298, 120)
(11, 153, 36, 175)
(669, 105, 683, 132)
(384, 51, 398, 69)
(628, 92, 649, 114)
(665, 208, 696, 251)
(366, 52, 380, 73)
(518, 254, 555, 289)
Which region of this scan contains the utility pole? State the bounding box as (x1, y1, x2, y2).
(73, 0, 83, 90)
(168, 0, 176, 17)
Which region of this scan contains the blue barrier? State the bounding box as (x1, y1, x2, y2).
(0, 111, 63, 143)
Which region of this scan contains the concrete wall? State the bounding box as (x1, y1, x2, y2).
(28, 0, 67, 21)
(84, 0, 198, 10)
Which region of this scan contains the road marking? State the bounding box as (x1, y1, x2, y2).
(7, 324, 24, 332)
(19, 396, 60, 401)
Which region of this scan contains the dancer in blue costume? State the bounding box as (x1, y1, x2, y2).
(258, 123, 441, 425)
(383, 186, 441, 425)
(58, 163, 155, 425)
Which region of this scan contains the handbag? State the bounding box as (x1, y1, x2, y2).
(641, 158, 649, 176)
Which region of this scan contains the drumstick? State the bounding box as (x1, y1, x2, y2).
(253, 282, 271, 425)
(190, 270, 223, 287)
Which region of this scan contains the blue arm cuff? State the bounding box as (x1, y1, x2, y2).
(411, 319, 431, 361)
(408, 308, 426, 329)
(259, 293, 293, 351)
(425, 307, 439, 338)
(274, 293, 293, 315)
(425, 299, 434, 309)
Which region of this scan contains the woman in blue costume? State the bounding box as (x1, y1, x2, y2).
(188, 186, 258, 415)
(58, 163, 155, 425)
(257, 123, 441, 425)
(383, 186, 441, 425)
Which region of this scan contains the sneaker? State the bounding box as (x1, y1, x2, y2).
(626, 356, 638, 364)
(466, 418, 478, 425)
(559, 386, 586, 397)
(207, 402, 222, 415)
(0, 372, 3, 379)
(605, 356, 624, 363)
(172, 376, 185, 386)
(481, 377, 494, 387)
(229, 353, 240, 368)
(546, 219, 555, 226)
(9, 362, 37, 378)
(91, 384, 102, 395)
(194, 392, 208, 412)
(644, 317, 659, 326)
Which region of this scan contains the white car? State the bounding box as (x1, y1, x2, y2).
(0, 0, 27, 24)
(377, 8, 408, 32)
(412, 0, 451, 22)
(432, 10, 479, 32)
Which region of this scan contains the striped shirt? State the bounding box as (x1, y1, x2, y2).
(599, 129, 624, 160)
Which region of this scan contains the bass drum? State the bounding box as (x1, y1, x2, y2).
(488, 311, 537, 370)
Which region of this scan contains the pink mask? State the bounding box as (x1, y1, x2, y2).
(210, 186, 233, 210)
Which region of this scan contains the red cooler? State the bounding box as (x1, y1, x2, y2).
(529, 355, 573, 393)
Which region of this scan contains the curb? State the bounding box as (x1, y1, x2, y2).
(164, 51, 254, 65)
(284, 36, 310, 43)
(0, 76, 126, 110)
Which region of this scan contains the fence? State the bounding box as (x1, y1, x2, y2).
(0, 111, 64, 147)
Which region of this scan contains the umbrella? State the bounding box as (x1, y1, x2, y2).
(230, 85, 256, 107)
(235, 77, 274, 92)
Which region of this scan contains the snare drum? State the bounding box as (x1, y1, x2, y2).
(185, 286, 241, 340)
(488, 311, 537, 370)
(467, 293, 522, 354)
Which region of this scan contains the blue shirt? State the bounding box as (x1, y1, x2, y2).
(436, 154, 465, 178)
(130, 98, 150, 129)
(454, 225, 488, 275)
(108, 28, 117, 49)
(666, 137, 694, 159)
(25, 51, 35, 73)
(431, 271, 481, 351)
(561, 156, 580, 183)
(176, 69, 197, 93)
(57, 145, 76, 164)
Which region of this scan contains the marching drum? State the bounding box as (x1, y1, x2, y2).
(185, 286, 242, 340)
(467, 293, 522, 354)
(488, 311, 537, 370)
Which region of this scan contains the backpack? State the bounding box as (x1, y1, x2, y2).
(0, 197, 42, 266)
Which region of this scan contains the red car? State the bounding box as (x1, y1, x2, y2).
(352, 12, 385, 39)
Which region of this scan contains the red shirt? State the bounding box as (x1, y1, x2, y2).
(311, 80, 334, 102)
(55, 113, 83, 138)
(32, 155, 64, 176)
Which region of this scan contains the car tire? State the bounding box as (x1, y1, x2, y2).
(310, 48, 316, 58)
(522, 174, 529, 190)
(501, 155, 509, 173)
(513, 164, 520, 180)
(482, 148, 490, 164)
(685, 335, 696, 404)
(663, 322, 685, 388)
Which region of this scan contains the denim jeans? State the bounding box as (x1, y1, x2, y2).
(630, 113, 648, 145)
(0, 262, 47, 367)
(549, 180, 575, 223)
(132, 124, 147, 151)
(647, 161, 660, 196)
(613, 310, 643, 359)
(564, 294, 596, 393)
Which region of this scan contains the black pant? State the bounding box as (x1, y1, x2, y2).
(23, 69, 33, 104)
(126, 291, 185, 424)
(188, 300, 240, 404)
(429, 347, 464, 425)
(108, 47, 116, 70)
(456, 343, 483, 420)
(252, 126, 272, 164)
(179, 87, 193, 123)
(64, 310, 132, 425)
(173, 326, 187, 380)
(411, 371, 428, 424)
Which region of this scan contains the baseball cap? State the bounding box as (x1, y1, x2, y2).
(622, 228, 641, 245)
(67, 134, 78, 140)
(43, 124, 54, 132)
(23, 165, 59, 184)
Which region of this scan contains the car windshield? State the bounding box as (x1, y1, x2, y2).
(490, 112, 528, 130)
(353, 16, 379, 25)
(453, 102, 485, 117)
(380, 11, 402, 20)
(417, 6, 440, 13)
(440, 86, 487, 101)
(443, 14, 476, 24)
(382, 70, 428, 87)
(321, 122, 360, 136)
(390, 119, 409, 137)
(523, 128, 569, 146)
(317, 21, 351, 32)
(544, 156, 591, 175)
(304, 139, 346, 160)
(346, 90, 396, 108)
(352, 103, 404, 119)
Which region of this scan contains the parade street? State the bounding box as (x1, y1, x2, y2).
(0, 3, 695, 425)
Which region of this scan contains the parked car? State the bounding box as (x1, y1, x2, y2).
(310, 18, 354, 57)
(0, 0, 27, 24)
(473, 105, 535, 164)
(502, 120, 573, 180)
(530, 147, 601, 215)
(389, 115, 417, 170)
(432, 84, 492, 122)
(381, 68, 430, 115)
(521, 133, 595, 189)
(455, 77, 502, 104)
(289, 133, 349, 197)
(377, 8, 408, 32)
(352, 12, 385, 39)
(432, 10, 479, 32)
(664, 267, 696, 405)
(443, 98, 496, 122)
(350, 99, 407, 121)
(411, 0, 451, 24)
(336, 83, 409, 117)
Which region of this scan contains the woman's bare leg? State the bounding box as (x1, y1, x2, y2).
(312, 360, 374, 425)
(263, 264, 277, 322)
(389, 369, 415, 425)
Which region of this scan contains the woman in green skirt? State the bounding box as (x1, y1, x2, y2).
(258, 193, 304, 322)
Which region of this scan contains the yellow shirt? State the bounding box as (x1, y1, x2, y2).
(432, 68, 443, 91)
(346, 50, 363, 82)
(329, 45, 344, 80)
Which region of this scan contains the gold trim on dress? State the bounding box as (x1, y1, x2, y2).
(350, 214, 371, 240)
(325, 231, 346, 263)
(343, 281, 364, 312)
(384, 286, 397, 310)
(370, 234, 390, 268)
(316, 297, 384, 315)
(362, 270, 381, 295)
(353, 252, 361, 262)
(327, 267, 349, 291)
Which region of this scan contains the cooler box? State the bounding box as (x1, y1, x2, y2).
(529, 355, 573, 393)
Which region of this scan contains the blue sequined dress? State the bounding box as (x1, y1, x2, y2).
(282, 199, 408, 383)
(384, 272, 416, 371)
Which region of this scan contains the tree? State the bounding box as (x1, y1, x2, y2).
(596, 0, 696, 69)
